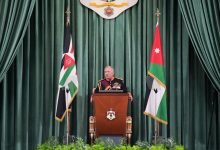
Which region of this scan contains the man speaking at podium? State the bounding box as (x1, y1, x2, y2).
(93, 66, 133, 100)
(89, 66, 133, 144)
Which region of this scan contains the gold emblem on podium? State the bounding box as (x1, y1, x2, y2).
(106, 108, 116, 120)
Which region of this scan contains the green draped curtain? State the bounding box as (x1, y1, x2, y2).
(0, 0, 36, 81)
(178, 0, 220, 92)
(0, 0, 220, 150)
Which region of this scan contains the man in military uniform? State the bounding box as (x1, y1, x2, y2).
(95, 66, 127, 92)
(92, 66, 133, 101)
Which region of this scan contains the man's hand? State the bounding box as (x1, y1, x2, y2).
(90, 95, 93, 103)
(128, 92, 133, 101)
(90, 88, 96, 103)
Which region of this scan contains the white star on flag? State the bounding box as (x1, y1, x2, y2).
(154, 48, 160, 54)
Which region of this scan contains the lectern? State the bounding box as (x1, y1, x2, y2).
(89, 93, 132, 144)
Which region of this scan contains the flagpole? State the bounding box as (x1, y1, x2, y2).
(68, 112, 71, 137)
(65, 7, 71, 26)
(155, 8, 160, 26)
(65, 7, 71, 145)
(65, 87, 69, 144)
(158, 121, 160, 138)
(156, 84, 161, 144)
(154, 91, 157, 144)
(154, 8, 161, 144)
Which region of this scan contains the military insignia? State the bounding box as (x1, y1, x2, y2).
(106, 108, 116, 120)
(112, 82, 121, 89)
(80, 0, 138, 19)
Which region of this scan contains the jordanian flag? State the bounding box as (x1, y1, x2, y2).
(55, 25, 78, 122)
(144, 23, 167, 125)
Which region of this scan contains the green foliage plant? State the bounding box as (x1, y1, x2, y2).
(37, 136, 185, 150)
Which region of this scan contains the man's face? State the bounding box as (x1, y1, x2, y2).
(104, 67, 114, 80)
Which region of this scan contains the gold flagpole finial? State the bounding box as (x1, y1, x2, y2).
(155, 8, 160, 25)
(65, 7, 71, 26)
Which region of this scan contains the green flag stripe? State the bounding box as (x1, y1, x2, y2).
(148, 64, 166, 84)
(59, 65, 74, 86)
(68, 81, 77, 97)
(156, 92, 167, 121)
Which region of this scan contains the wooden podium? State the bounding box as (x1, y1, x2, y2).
(89, 93, 132, 144)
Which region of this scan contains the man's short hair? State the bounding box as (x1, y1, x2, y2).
(104, 66, 115, 75)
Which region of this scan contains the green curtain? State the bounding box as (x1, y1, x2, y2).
(0, 0, 220, 150)
(0, 0, 36, 81)
(178, 0, 220, 92)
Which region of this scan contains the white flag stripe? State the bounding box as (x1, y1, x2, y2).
(66, 86, 72, 106)
(72, 75, 78, 86)
(145, 79, 165, 115)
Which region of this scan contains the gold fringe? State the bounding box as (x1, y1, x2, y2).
(148, 71, 166, 89)
(55, 89, 78, 122)
(143, 112, 168, 125)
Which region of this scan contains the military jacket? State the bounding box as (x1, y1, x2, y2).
(95, 77, 127, 93)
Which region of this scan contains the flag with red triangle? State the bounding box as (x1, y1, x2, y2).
(55, 25, 78, 122)
(144, 23, 167, 125)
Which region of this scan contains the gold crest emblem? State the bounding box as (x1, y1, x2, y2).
(106, 108, 116, 120)
(80, 0, 138, 19)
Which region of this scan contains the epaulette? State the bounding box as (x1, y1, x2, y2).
(97, 79, 105, 91)
(115, 77, 123, 80)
